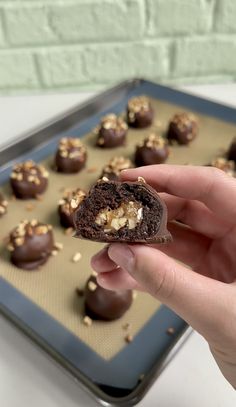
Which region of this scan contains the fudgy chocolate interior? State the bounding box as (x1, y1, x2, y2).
(74, 182, 163, 241)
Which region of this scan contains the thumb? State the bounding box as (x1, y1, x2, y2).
(108, 243, 231, 343)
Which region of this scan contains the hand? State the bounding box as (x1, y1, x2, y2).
(91, 165, 236, 389)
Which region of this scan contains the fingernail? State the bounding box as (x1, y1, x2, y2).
(108, 244, 134, 273)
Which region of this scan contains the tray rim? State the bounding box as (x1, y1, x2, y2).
(2, 77, 235, 405)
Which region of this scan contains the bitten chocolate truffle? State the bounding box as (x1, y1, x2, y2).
(95, 114, 128, 148)
(10, 160, 48, 199)
(210, 157, 235, 176)
(0, 193, 8, 217)
(84, 275, 133, 321)
(7, 220, 54, 270)
(135, 133, 169, 166)
(58, 188, 86, 228)
(74, 178, 171, 243)
(167, 112, 198, 145)
(55, 138, 87, 173)
(100, 156, 133, 181)
(127, 96, 153, 128)
(227, 138, 236, 163)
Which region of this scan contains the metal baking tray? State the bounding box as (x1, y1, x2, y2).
(1, 79, 236, 406)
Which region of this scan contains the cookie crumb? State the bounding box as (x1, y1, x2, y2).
(54, 242, 63, 251)
(51, 250, 58, 256)
(87, 167, 97, 173)
(132, 291, 137, 300)
(25, 203, 35, 211)
(122, 322, 131, 331)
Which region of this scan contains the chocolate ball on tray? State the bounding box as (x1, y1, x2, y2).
(95, 114, 128, 148)
(167, 112, 198, 145)
(100, 156, 133, 181)
(127, 96, 153, 128)
(10, 160, 48, 199)
(135, 133, 169, 166)
(55, 137, 87, 173)
(58, 188, 86, 228)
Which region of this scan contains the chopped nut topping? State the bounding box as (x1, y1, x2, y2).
(102, 156, 133, 177)
(59, 188, 86, 215)
(91, 270, 98, 277)
(139, 133, 167, 149)
(211, 157, 235, 176)
(96, 114, 128, 133)
(137, 176, 146, 183)
(172, 112, 198, 137)
(83, 316, 92, 326)
(88, 281, 97, 291)
(9, 220, 51, 249)
(128, 96, 150, 119)
(58, 137, 86, 158)
(95, 201, 143, 232)
(11, 160, 48, 183)
(72, 252, 82, 262)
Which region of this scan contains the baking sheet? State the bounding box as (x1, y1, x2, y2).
(1, 80, 236, 405)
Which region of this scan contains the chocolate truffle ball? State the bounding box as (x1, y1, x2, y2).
(127, 96, 153, 128)
(55, 138, 87, 173)
(0, 193, 8, 217)
(7, 220, 54, 270)
(167, 112, 198, 145)
(74, 178, 172, 244)
(135, 133, 169, 166)
(84, 275, 133, 321)
(227, 138, 236, 162)
(10, 160, 48, 199)
(58, 188, 86, 228)
(100, 156, 133, 181)
(95, 114, 128, 148)
(210, 157, 235, 176)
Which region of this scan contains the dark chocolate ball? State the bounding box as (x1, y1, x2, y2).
(167, 112, 198, 145)
(0, 193, 8, 217)
(8, 220, 54, 270)
(55, 138, 87, 173)
(10, 160, 48, 199)
(100, 156, 133, 181)
(95, 114, 128, 148)
(135, 134, 169, 166)
(127, 96, 153, 128)
(227, 138, 236, 163)
(84, 275, 133, 321)
(58, 188, 86, 228)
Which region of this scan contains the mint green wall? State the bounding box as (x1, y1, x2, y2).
(0, 0, 236, 93)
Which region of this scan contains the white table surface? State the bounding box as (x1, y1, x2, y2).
(0, 84, 236, 407)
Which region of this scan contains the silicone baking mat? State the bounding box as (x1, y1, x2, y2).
(1, 80, 236, 405)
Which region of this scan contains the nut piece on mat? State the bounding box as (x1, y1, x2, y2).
(55, 137, 87, 173)
(0, 192, 8, 217)
(167, 112, 198, 145)
(10, 160, 48, 199)
(94, 114, 128, 148)
(227, 137, 236, 163)
(58, 188, 86, 228)
(7, 219, 54, 270)
(135, 133, 169, 166)
(127, 96, 153, 128)
(73, 178, 172, 243)
(83, 275, 133, 321)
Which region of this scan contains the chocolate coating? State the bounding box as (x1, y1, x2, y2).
(100, 156, 133, 181)
(0, 193, 8, 217)
(95, 114, 128, 148)
(55, 138, 87, 173)
(127, 96, 153, 128)
(84, 275, 132, 321)
(135, 134, 169, 166)
(8, 220, 54, 270)
(58, 188, 86, 228)
(10, 160, 48, 199)
(167, 112, 198, 145)
(227, 138, 236, 163)
(74, 178, 172, 244)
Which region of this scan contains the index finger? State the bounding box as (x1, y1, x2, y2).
(121, 165, 236, 223)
